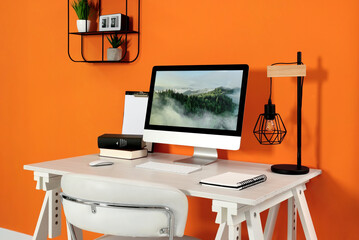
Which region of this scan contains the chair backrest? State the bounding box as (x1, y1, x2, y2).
(61, 173, 188, 238)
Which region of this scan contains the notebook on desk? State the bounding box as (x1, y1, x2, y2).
(200, 172, 267, 190)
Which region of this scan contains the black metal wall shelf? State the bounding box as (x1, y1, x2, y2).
(67, 0, 140, 63)
(69, 30, 139, 36)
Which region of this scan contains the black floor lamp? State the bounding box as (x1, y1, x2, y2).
(254, 51, 309, 175)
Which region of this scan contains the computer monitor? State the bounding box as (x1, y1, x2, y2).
(143, 64, 249, 165)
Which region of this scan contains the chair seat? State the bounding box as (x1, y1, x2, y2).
(62, 174, 197, 240)
(95, 235, 200, 240)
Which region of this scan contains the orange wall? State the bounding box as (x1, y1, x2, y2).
(1, 0, 359, 239)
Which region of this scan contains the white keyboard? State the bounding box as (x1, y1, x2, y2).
(136, 161, 201, 174)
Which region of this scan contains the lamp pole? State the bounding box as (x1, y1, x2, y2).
(297, 51, 302, 169)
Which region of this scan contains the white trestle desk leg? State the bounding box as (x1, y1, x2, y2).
(212, 200, 242, 240)
(215, 223, 229, 240)
(264, 204, 280, 240)
(228, 225, 241, 240)
(213, 202, 230, 240)
(66, 222, 83, 240)
(245, 209, 265, 240)
(32, 191, 49, 240)
(213, 188, 303, 240)
(32, 172, 62, 240)
(287, 197, 297, 240)
(292, 185, 318, 240)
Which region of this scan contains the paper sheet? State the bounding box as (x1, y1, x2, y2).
(122, 92, 148, 135)
(122, 92, 152, 151)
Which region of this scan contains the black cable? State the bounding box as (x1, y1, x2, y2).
(269, 77, 272, 102)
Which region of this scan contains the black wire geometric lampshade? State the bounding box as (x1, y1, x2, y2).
(253, 99, 287, 145)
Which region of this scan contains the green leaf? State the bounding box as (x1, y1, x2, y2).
(106, 34, 125, 48)
(72, 0, 93, 19)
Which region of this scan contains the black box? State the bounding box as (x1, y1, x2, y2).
(98, 134, 145, 150)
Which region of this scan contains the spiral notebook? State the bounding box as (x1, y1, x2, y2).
(200, 172, 267, 190)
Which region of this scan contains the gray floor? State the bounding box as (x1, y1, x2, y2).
(0, 228, 32, 240)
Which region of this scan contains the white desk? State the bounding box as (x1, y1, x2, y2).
(24, 153, 321, 240)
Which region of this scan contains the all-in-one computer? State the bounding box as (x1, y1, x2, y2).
(143, 64, 249, 165)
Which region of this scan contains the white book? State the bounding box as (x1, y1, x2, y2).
(99, 148, 148, 160)
(200, 172, 267, 190)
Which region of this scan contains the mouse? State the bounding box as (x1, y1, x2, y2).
(89, 160, 114, 167)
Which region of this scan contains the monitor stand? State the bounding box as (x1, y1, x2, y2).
(175, 147, 218, 166)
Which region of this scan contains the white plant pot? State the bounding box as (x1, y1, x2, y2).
(77, 20, 91, 32)
(107, 48, 122, 61)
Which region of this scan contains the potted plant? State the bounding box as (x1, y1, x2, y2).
(72, 0, 93, 32)
(106, 34, 125, 61)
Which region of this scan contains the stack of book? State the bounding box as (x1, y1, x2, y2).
(98, 134, 148, 159)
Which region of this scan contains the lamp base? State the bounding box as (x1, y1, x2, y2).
(271, 164, 309, 175)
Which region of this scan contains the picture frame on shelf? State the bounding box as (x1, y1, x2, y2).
(99, 13, 129, 31)
(111, 16, 118, 28)
(101, 17, 109, 29)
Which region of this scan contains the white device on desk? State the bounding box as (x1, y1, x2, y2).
(143, 65, 249, 165)
(89, 160, 114, 167)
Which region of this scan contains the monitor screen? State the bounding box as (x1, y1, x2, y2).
(143, 65, 248, 164)
(149, 70, 243, 131)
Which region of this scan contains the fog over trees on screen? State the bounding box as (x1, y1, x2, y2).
(149, 87, 240, 130)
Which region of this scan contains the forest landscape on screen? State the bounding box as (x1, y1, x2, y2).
(149, 70, 243, 130)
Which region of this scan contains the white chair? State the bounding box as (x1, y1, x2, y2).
(61, 173, 200, 240)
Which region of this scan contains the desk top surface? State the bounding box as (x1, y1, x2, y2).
(24, 153, 321, 206)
